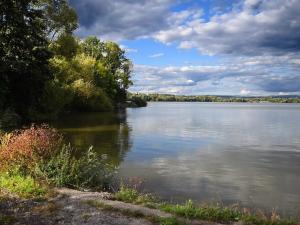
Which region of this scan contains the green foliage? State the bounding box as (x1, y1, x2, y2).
(81, 36, 104, 59)
(46, 35, 134, 114)
(115, 186, 140, 203)
(39, 0, 78, 39)
(0, 0, 51, 119)
(160, 200, 242, 222)
(0, 0, 132, 123)
(0, 126, 116, 192)
(115, 186, 157, 207)
(34, 80, 74, 120)
(82, 37, 133, 103)
(48, 53, 113, 112)
(35, 145, 115, 190)
(71, 79, 113, 111)
(49, 54, 95, 85)
(0, 168, 47, 198)
(160, 200, 296, 225)
(49, 33, 79, 59)
(127, 96, 147, 107)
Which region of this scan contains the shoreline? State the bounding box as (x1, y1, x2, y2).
(1, 187, 298, 225)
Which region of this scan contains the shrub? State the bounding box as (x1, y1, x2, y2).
(35, 145, 115, 190)
(0, 125, 115, 192)
(0, 125, 62, 173)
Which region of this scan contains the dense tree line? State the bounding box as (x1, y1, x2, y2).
(129, 93, 300, 103)
(0, 0, 132, 125)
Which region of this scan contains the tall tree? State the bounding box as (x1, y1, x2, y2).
(39, 0, 78, 40)
(0, 0, 51, 118)
(82, 37, 133, 103)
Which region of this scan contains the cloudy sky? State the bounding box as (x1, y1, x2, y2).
(69, 0, 300, 96)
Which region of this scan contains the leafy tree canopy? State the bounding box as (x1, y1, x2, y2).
(0, 0, 51, 118)
(0, 0, 133, 124)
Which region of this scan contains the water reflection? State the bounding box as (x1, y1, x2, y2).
(121, 103, 300, 216)
(53, 111, 131, 166)
(54, 103, 300, 217)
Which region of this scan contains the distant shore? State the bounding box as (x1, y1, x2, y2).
(128, 93, 300, 104)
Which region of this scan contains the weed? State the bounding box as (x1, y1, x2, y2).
(35, 145, 115, 190)
(115, 186, 157, 206)
(0, 169, 47, 199)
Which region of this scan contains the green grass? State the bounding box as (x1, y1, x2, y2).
(160, 199, 242, 222)
(0, 170, 47, 199)
(160, 201, 297, 225)
(114, 188, 297, 225)
(115, 186, 157, 207)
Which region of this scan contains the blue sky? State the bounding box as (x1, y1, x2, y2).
(69, 0, 300, 96)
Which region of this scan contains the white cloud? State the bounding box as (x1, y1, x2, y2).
(149, 53, 164, 58)
(240, 89, 251, 95)
(70, 0, 300, 95)
(119, 45, 138, 53)
(130, 59, 300, 95)
(153, 0, 300, 56)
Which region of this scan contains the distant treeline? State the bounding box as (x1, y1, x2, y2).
(128, 93, 300, 103)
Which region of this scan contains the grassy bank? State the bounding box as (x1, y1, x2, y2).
(114, 187, 297, 225)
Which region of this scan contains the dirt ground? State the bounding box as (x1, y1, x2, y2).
(0, 188, 223, 225)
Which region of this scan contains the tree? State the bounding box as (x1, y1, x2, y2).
(82, 38, 133, 103)
(39, 0, 78, 40)
(81, 36, 103, 59)
(49, 33, 79, 59)
(0, 0, 51, 118)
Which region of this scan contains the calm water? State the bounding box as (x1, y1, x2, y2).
(54, 102, 300, 216)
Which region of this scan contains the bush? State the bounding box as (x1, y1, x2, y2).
(0, 125, 115, 192)
(35, 145, 115, 190)
(0, 125, 62, 173)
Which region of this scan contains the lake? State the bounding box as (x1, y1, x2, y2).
(54, 102, 300, 216)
